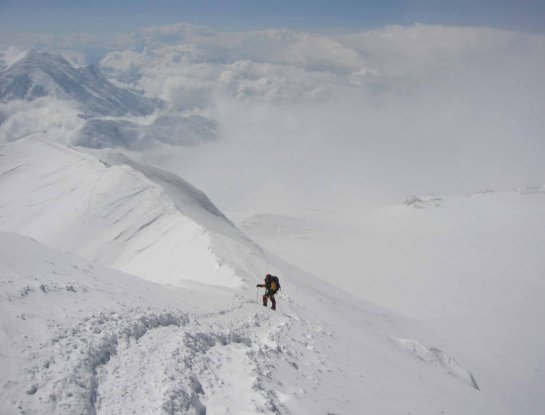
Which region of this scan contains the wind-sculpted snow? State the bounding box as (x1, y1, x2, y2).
(0, 50, 156, 116)
(92, 149, 231, 226)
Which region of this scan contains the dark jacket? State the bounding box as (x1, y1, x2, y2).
(257, 275, 279, 295)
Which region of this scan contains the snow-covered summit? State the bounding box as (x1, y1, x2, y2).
(0, 50, 156, 116)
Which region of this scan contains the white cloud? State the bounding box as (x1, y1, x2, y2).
(122, 24, 545, 210)
(4, 23, 545, 211)
(99, 23, 545, 109)
(0, 98, 83, 144)
(0, 46, 28, 67)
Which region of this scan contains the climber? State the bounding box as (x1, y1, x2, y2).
(257, 273, 281, 310)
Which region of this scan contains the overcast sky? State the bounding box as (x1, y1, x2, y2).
(1, 0, 545, 35)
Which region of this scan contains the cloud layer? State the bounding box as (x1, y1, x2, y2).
(3, 23, 545, 211)
(0, 98, 83, 144)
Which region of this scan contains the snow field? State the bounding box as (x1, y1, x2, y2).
(238, 191, 545, 413)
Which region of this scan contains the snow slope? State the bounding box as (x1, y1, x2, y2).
(237, 190, 545, 414)
(0, 231, 506, 415)
(0, 138, 263, 288)
(0, 138, 513, 414)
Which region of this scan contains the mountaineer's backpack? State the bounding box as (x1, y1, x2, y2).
(270, 275, 281, 292)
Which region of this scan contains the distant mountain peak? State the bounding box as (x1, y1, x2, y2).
(0, 50, 156, 116)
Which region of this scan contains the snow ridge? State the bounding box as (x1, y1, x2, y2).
(0, 138, 258, 288)
(93, 150, 231, 227)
